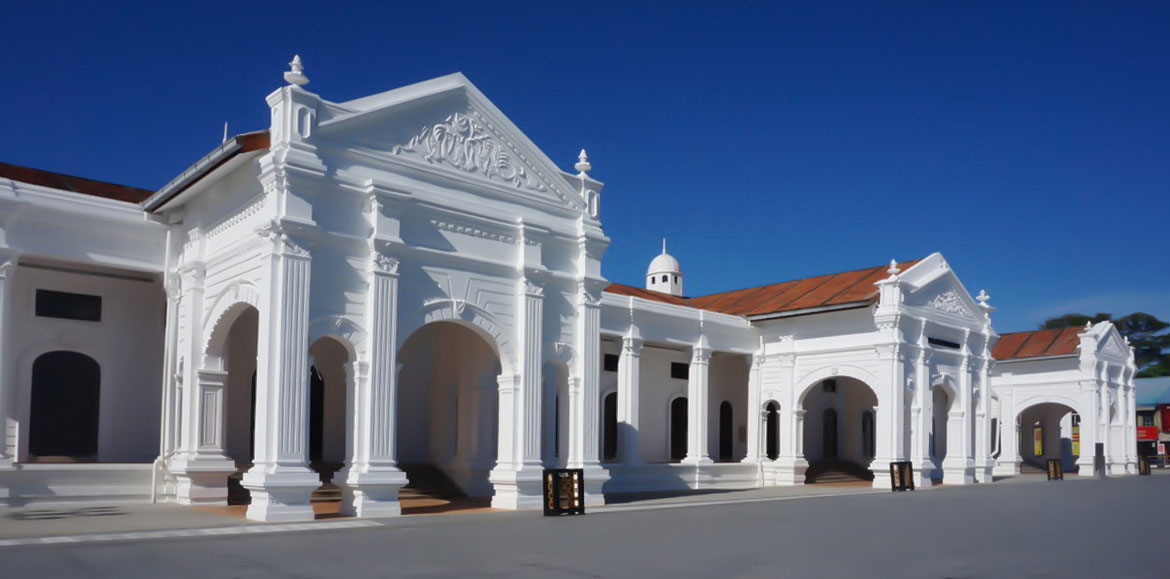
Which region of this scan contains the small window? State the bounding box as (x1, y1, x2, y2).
(673, 275, 678, 284)
(1142, 414, 1155, 427)
(662, 275, 668, 283)
(603, 354, 619, 372)
(928, 337, 961, 349)
(36, 289, 102, 322)
(822, 379, 837, 393)
(671, 362, 689, 380)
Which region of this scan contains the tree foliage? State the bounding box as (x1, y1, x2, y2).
(1040, 312, 1170, 377)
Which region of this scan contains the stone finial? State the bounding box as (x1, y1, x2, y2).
(1085, 321, 1093, 330)
(574, 149, 591, 176)
(887, 259, 900, 277)
(284, 55, 309, 86)
(976, 289, 991, 307)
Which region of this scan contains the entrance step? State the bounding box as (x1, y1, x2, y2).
(398, 463, 466, 501)
(805, 460, 875, 484)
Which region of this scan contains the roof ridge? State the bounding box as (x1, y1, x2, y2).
(0, 161, 153, 194)
(691, 258, 922, 300)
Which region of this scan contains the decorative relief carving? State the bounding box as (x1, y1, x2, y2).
(204, 195, 267, 242)
(692, 347, 711, 364)
(927, 290, 975, 319)
(394, 112, 547, 191)
(257, 222, 311, 258)
(579, 289, 603, 307)
(429, 218, 536, 246)
(370, 252, 399, 275)
(523, 279, 544, 298)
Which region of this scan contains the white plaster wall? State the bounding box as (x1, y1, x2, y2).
(8, 264, 164, 462)
(637, 346, 690, 463)
(708, 354, 749, 462)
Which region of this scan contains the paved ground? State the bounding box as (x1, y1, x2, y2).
(0, 474, 1166, 577)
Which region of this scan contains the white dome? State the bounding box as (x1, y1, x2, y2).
(647, 252, 680, 275)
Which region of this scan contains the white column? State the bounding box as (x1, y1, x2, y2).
(1125, 381, 1137, 473)
(240, 228, 318, 522)
(1100, 380, 1112, 473)
(683, 345, 712, 466)
(744, 353, 764, 465)
(943, 357, 975, 485)
(490, 278, 544, 509)
(340, 252, 407, 517)
(617, 336, 643, 465)
(912, 347, 932, 485)
(973, 357, 993, 482)
(0, 254, 16, 470)
(568, 288, 607, 505)
(170, 262, 237, 505)
(995, 390, 1022, 476)
(872, 346, 908, 488)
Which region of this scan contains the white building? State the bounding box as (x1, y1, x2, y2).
(0, 60, 1138, 521)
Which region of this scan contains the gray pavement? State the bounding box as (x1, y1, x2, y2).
(0, 474, 1166, 577)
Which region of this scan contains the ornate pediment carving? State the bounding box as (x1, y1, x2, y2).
(393, 111, 551, 193)
(927, 290, 975, 320)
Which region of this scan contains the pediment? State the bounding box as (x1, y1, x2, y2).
(319, 74, 588, 214)
(905, 275, 982, 322)
(1097, 327, 1130, 359)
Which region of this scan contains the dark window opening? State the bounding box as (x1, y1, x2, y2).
(862, 410, 875, 458)
(309, 366, 324, 464)
(662, 275, 668, 283)
(604, 354, 619, 372)
(36, 289, 102, 322)
(822, 379, 837, 393)
(670, 362, 689, 380)
(554, 394, 560, 458)
(822, 408, 838, 459)
(928, 337, 961, 349)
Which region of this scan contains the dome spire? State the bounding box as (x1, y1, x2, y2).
(646, 238, 682, 297)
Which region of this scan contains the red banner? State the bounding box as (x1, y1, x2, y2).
(1137, 426, 1159, 440)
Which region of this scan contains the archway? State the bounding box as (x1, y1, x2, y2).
(801, 376, 878, 483)
(396, 321, 500, 500)
(308, 337, 350, 505)
(1017, 402, 1080, 473)
(930, 385, 952, 476)
(29, 351, 100, 461)
(543, 361, 569, 467)
(669, 397, 688, 462)
(219, 306, 259, 505)
(765, 401, 780, 460)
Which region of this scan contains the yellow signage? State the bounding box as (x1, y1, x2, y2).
(1071, 425, 1080, 456)
(1033, 425, 1043, 456)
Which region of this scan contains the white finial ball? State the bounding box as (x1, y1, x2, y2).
(574, 149, 592, 176)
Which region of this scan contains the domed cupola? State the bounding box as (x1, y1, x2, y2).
(646, 239, 683, 296)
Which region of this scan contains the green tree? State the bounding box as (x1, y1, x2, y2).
(1040, 312, 1170, 377)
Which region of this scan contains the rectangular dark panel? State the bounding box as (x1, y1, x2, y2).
(603, 354, 619, 372)
(928, 337, 961, 349)
(670, 362, 689, 380)
(35, 289, 102, 322)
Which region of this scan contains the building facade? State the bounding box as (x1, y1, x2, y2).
(0, 61, 1139, 521)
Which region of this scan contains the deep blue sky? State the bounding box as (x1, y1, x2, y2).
(2, 2, 1167, 332)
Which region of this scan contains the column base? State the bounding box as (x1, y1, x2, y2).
(974, 460, 994, 483)
(772, 457, 807, 486)
(338, 466, 408, 518)
(570, 463, 611, 507)
(489, 464, 544, 510)
(869, 459, 893, 489)
(941, 459, 975, 485)
(993, 459, 1021, 476)
(682, 455, 714, 467)
(169, 455, 236, 505)
(911, 460, 937, 487)
(241, 466, 319, 522)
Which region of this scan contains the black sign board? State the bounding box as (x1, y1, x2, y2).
(543, 469, 585, 516)
(889, 461, 915, 492)
(1046, 458, 1063, 480)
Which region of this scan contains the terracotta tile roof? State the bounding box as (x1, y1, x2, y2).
(603, 282, 691, 307)
(687, 259, 922, 317)
(0, 161, 154, 203)
(992, 326, 1084, 360)
(603, 258, 923, 318)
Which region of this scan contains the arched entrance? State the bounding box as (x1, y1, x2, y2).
(307, 337, 350, 504)
(220, 305, 259, 505)
(1017, 402, 1080, 473)
(718, 401, 734, 462)
(396, 321, 500, 501)
(765, 401, 780, 460)
(29, 351, 100, 461)
(801, 376, 878, 483)
(930, 385, 952, 478)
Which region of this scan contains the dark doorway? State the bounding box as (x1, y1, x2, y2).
(862, 410, 875, 458)
(670, 397, 688, 462)
(309, 366, 325, 464)
(29, 351, 100, 459)
(603, 392, 617, 461)
(765, 402, 780, 460)
(823, 408, 838, 459)
(719, 401, 733, 461)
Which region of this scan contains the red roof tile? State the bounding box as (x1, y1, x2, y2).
(992, 326, 1083, 360)
(603, 258, 924, 318)
(0, 161, 154, 203)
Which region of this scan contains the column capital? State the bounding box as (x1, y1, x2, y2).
(521, 277, 544, 298)
(0, 252, 17, 278)
(369, 251, 399, 276)
(691, 346, 712, 365)
(621, 336, 643, 354)
(257, 221, 312, 259)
